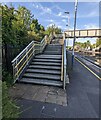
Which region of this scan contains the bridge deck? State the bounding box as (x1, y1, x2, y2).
(65, 29, 101, 38)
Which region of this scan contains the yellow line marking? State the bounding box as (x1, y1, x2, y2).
(75, 57, 101, 80)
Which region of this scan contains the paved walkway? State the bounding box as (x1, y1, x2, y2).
(9, 57, 99, 118)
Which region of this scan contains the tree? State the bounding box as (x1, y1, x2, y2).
(45, 24, 62, 35)
(1, 4, 46, 71)
(96, 38, 101, 47)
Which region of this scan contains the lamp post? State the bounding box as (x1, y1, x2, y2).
(72, 0, 78, 67)
(64, 11, 70, 49)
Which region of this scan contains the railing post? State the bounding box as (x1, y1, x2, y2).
(12, 63, 16, 83)
(26, 47, 28, 65)
(16, 59, 18, 80)
(33, 41, 35, 55)
(63, 40, 67, 90)
(63, 32, 66, 40)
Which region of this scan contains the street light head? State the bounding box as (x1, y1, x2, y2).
(64, 11, 69, 14)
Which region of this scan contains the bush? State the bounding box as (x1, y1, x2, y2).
(2, 82, 20, 119)
(2, 69, 13, 86)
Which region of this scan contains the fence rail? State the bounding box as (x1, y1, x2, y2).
(11, 35, 52, 83)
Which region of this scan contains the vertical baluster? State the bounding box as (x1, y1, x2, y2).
(16, 59, 18, 80)
(26, 47, 28, 65)
(12, 63, 15, 83)
(33, 41, 35, 56)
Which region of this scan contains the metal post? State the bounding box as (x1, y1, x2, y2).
(12, 63, 16, 83)
(67, 13, 70, 50)
(64, 11, 70, 49)
(16, 59, 18, 80)
(26, 48, 28, 65)
(72, 0, 78, 67)
(33, 41, 35, 56)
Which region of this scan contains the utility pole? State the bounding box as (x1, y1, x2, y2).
(64, 11, 70, 49)
(72, 0, 78, 67)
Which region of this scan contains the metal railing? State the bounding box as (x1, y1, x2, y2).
(63, 40, 67, 90)
(11, 35, 52, 83)
(61, 39, 67, 90)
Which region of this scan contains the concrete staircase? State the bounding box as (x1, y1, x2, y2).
(20, 42, 63, 87)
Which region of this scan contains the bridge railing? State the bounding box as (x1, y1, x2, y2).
(65, 29, 101, 38)
(11, 35, 52, 83)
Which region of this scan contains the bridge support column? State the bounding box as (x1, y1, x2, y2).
(63, 32, 66, 41)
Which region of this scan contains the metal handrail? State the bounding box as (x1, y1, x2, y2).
(61, 39, 67, 90)
(11, 35, 52, 83)
(12, 41, 34, 63)
(63, 40, 67, 90)
(61, 45, 64, 81)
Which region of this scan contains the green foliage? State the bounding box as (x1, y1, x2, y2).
(45, 24, 62, 35)
(96, 38, 101, 47)
(75, 40, 92, 49)
(2, 82, 20, 119)
(2, 69, 13, 86)
(1, 4, 45, 46)
(1, 4, 45, 71)
(29, 19, 45, 41)
(75, 38, 101, 49)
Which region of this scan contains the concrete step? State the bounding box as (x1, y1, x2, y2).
(33, 58, 61, 63)
(31, 62, 61, 66)
(26, 69, 61, 75)
(28, 65, 61, 70)
(45, 49, 61, 52)
(48, 44, 62, 46)
(23, 73, 61, 80)
(35, 55, 62, 59)
(46, 47, 61, 49)
(45, 47, 61, 49)
(44, 51, 62, 55)
(20, 78, 62, 87)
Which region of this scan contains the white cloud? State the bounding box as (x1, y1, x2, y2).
(58, 12, 62, 17)
(46, 23, 54, 28)
(62, 19, 67, 23)
(57, 25, 62, 28)
(46, 19, 55, 23)
(33, 3, 52, 14)
(47, 22, 62, 29)
(57, 12, 68, 18)
(84, 24, 99, 29)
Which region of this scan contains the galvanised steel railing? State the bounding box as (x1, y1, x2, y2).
(63, 39, 67, 90)
(11, 35, 52, 83)
(61, 38, 67, 90)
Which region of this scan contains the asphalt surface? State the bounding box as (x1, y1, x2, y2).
(74, 52, 101, 78)
(16, 54, 99, 118)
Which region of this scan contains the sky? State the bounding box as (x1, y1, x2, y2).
(2, 2, 99, 46)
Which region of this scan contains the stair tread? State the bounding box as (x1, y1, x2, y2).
(31, 62, 61, 66)
(36, 55, 62, 57)
(19, 41, 63, 87)
(44, 51, 62, 52)
(43, 53, 61, 55)
(20, 78, 62, 86)
(48, 45, 62, 46)
(23, 73, 61, 80)
(33, 58, 61, 62)
(26, 69, 61, 74)
(28, 65, 61, 70)
(35, 55, 62, 59)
